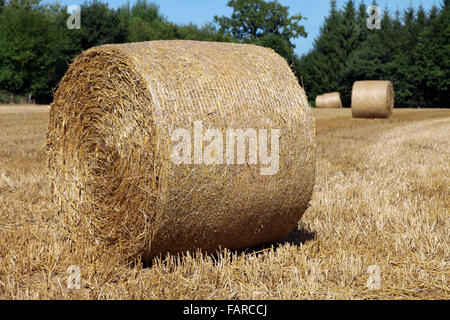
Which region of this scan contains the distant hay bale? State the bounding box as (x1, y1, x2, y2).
(46, 40, 316, 261)
(315, 92, 342, 108)
(351, 81, 394, 118)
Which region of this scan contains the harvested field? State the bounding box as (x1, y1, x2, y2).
(0, 105, 449, 299)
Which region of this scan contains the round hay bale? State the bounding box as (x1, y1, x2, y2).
(315, 92, 342, 108)
(351, 80, 394, 118)
(46, 40, 316, 261)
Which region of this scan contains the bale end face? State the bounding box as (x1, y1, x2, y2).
(351, 81, 394, 118)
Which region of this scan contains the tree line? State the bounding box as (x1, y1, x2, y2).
(0, 0, 231, 103)
(299, 0, 449, 108)
(0, 0, 448, 107)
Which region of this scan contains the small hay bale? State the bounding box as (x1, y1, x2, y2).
(46, 40, 316, 261)
(351, 80, 394, 118)
(315, 92, 342, 108)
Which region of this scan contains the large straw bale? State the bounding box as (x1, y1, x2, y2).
(315, 92, 342, 108)
(351, 81, 394, 118)
(46, 40, 316, 261)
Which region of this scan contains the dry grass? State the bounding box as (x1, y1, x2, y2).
(0, 105, 449, 299)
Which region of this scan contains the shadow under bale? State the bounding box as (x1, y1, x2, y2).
(142, 225, 316, 269)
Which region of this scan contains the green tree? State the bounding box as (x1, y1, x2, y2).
(356, 1, 368, 43)
(214, 0, 307, 62)
(340, 0, 358, 55)
(118, 0, 177, 42)
(336, 0, 360, 105)
(174, 22, 233, 42)
(416, 5, 427, 29)
(298, 0, 347, 104)
(428, 4, 440, 21)
(72, 0, 128, 50)
(0, 1, 71, 102)
(118, 0, 233, 43)
(414, 0, 450, 107)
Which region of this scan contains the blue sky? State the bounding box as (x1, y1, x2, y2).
(45, 0, 439, 56)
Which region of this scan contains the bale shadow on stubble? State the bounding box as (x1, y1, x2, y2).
(141, 226, 316, 269)
(278, 226, 317, 247)
(233, 226, 317, 258)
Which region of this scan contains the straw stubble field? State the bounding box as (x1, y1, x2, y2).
(0, 105, 448, 299)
